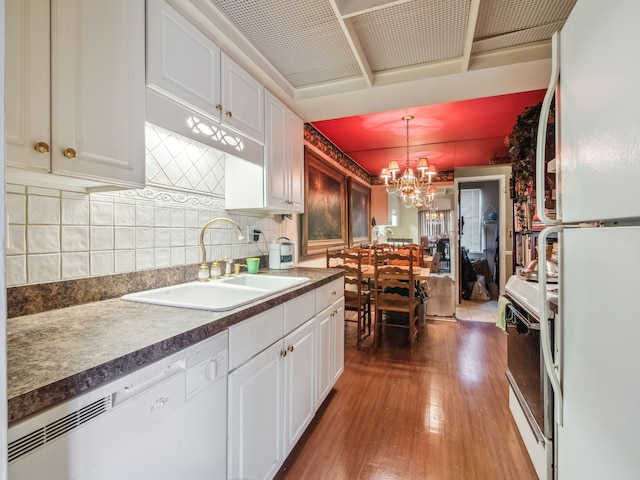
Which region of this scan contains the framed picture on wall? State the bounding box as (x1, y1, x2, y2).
(348, 177, 371, 247)
(301, 148, 347, 255)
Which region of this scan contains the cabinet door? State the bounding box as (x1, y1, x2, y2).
(332, 298, 345, 383)
(316, 305, 333, 406)
(265, 91, 288, 210)
(287, 109, 305, 213)
(221, 53, 264, 143)
(146, 0, 221, 120)
(283, 319, 316, 456)
(6, 0, 51, 172)
(51, 0, 145, 187)
(228, 341, 284, 480)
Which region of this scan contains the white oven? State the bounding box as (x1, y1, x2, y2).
(505, 275, 557, 480)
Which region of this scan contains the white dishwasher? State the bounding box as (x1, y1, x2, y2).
(8, 331, 228, 480)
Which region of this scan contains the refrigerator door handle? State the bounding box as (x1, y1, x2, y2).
(536, 31, 560, 227)
(538, 225, 564, 425)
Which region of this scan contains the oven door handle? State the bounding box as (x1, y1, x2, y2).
(538, 225, 564, 425)
(507, 304, 540, 331)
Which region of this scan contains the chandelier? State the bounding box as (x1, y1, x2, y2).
(381, 115, 437, 209)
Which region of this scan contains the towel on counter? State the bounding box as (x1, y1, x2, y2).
(496, 296, 511, 332)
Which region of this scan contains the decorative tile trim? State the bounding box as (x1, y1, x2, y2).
(116, 187, 226, 209)
(304, 123, 372, 184)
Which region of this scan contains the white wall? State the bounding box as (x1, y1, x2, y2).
(5, 125, 281, 287)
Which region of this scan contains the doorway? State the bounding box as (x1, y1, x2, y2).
(453, 174, 508, 307)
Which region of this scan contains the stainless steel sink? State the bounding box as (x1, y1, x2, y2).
(121, 274, 308, 311)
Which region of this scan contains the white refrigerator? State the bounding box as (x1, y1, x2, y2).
(535, 0, 640, 478)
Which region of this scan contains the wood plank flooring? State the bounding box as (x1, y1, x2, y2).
(276, 317, 538, 480)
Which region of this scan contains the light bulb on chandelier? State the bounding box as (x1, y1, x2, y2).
(381, 115, 437, 209)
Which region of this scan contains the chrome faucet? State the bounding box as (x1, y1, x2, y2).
(198, 218, 245, 281)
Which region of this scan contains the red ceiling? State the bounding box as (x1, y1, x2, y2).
(310, 89, 546, 178)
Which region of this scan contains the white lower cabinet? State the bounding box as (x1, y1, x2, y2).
(283, 319, 317, 456)
(228, 340, 284, 480)
(227, 282, 343, 480)
(317, 297, 345, 406)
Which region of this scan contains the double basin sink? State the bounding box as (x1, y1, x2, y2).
(121, 274, 309, 312)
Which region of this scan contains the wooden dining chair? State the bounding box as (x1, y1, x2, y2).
(326, 249, 372, 348)
(395, 246, 423, 266)
(373, 251, 421, 351)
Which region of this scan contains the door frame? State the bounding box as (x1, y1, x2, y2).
(453, 174, 508, 305)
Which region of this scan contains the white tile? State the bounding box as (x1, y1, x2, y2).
(6, 255, 27, 286)
(6, 184, 26, 194)
(90, 226, 114, 250)
(90, 201, 114, 225)
(62, 191, 89, 200)
(186, 228, 200, 246)
(171, 228, 185, 247)
(115, 250, 136, 273)
(155, 248, 171, 267)
(155, 228, 171, 247)
(7, 225, 26, 255)
(61, 226, 89, 252)
(27, 186, 59, 197)
(186, 246, 200, 264)
(28, 254, 61, 283)
(27, 225, 60, 253)
(136, 228, 154, 248)
(136, 248, 155, 270)
(115, 227, 136, 249)
(171, 209, 185, 227)
(62, 252, 90, 279)
(114, 203, 136, 226)
(171, 247, 186, 266)
(28, 195, 60, 224)
(155, 207, 171, 227)
(6, 193, 26, 224)
(136, 204, 154, 226)
(185, 209, 200, 228)
(90, 251, 114, 276)
(62, 198, 89, 225)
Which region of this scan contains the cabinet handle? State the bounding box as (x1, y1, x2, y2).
(287, 345, 294, 352)
(215, 104, 223, 112)
(226, 111, 233, 118)
(280, 349, 287, 357)
(63, 148, 77, 159)
(34, 142, 50, 154)
(331, 290, 337, 296)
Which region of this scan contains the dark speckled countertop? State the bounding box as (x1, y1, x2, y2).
(7, 267, 341, 424)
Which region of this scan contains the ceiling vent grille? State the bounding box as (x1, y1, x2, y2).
(8, 396, 112, 463)
(210, 0, 361, 87)
(352, 0, 470, 71)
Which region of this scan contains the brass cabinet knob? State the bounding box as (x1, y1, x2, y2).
(63, 148, 77, 159)
(287, 345, 294, 352)
(215, 104, 223, 112)
(34, 142, 50, 154)
(280, 350, 287, 357)
(226, 111, 233, 118)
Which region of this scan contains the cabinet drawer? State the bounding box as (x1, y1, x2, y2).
(229, 305, 283, 371)
(284, 291, 315, 335)
(315, 278, 343, 314)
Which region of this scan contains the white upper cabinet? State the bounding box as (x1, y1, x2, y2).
(264, 91, 304, 213)
(6, 0, 146, 191)
(146, 0, 264, 144)
(146, 0, 221, 119)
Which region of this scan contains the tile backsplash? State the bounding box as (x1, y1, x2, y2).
(5, 124, 279, 287)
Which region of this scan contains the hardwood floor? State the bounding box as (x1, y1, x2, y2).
(276, 317, 538, 480)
